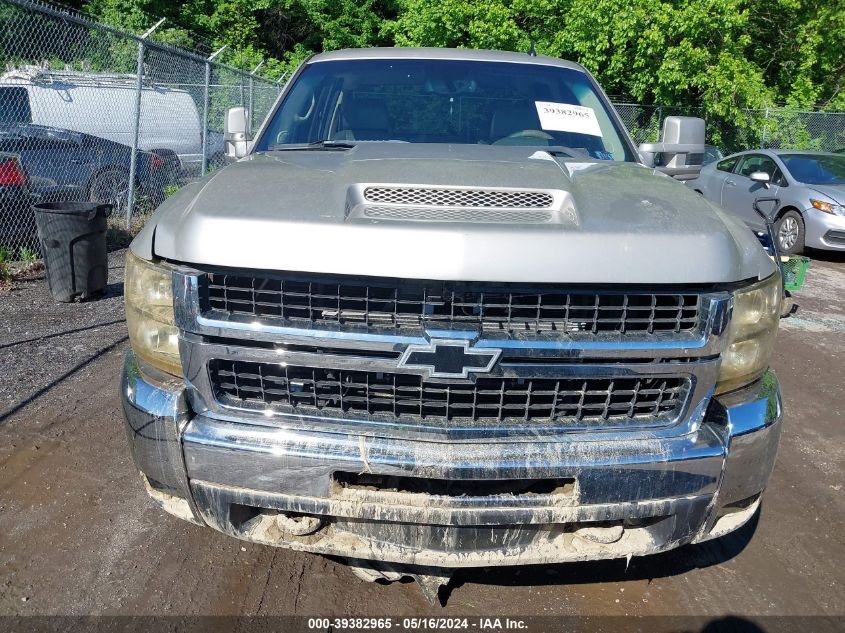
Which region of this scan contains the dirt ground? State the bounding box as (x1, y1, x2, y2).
(1, 249, 843, 627)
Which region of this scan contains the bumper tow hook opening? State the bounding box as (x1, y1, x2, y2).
(275, 512, 323, 536)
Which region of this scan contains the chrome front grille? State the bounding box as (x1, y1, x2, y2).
(209, 359, 688, 430)
(363, 186, 554, 209)
(203, 272, 702, 336)
(177, 267, 727, 438)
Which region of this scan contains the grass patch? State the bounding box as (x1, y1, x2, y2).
(19, 246, 39, 264)
(0, 247, 12, 288)
(107, 211, 151, 251)
(0, 245, 46, 291)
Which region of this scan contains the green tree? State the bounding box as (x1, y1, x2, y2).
(84, 0, 397, 77)
(388, 0, 844, 147)
(76, 0, 845, 117)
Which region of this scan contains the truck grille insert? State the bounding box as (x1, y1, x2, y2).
(362, 205, 554, 224)
(363, 186, 554, 209)
(204, 273, 701, 336)
(209, 360, 687, 428)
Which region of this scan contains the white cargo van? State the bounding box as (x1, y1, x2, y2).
(0, 67, 216, 175)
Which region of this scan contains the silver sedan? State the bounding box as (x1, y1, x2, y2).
(687, 149, 845, 254)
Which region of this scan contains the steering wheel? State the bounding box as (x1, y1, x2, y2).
(493, 129, 554, 145)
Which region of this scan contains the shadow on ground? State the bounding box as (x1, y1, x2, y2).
(806, 247, 845, 264)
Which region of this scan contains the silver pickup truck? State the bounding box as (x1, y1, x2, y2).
(121, 48, 783, 594)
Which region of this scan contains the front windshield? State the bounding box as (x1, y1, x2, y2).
(256, 58, 635, 161)
(780, 154, 845, 185)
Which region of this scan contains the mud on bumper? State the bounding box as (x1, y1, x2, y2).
(121, 351, 782, 567)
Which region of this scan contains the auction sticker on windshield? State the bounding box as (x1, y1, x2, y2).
(535, 101, 602, 136)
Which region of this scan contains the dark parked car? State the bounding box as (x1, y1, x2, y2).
(0, 123, 173, 248)
(0, 151, 35, 251)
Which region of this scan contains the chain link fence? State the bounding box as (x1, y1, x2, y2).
(1, 0, 844, 259)
(613, 103, 845, 154)
(0, 0, 281, 258)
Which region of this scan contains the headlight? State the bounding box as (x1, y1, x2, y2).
(810, 199, 845, 216)
(716, 273, 781, 394)
(124, 251, 183, 376)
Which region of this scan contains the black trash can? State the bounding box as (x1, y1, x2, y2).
(32, 202, 112, 302)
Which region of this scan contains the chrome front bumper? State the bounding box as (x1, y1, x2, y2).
(121, 351, 783, 567)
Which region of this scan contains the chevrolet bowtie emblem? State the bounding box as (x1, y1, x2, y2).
(397, 340, 501, 379)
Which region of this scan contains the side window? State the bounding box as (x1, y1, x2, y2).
(737, 155, 766, 177)
(738, 155, 785, 185)
(0, 87, 31, 125)
(716, 157, 739, 173)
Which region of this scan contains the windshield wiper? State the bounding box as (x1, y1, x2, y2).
(267, 140, 356, 151)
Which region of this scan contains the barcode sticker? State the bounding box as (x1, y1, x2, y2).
(535, 102, 602, 137)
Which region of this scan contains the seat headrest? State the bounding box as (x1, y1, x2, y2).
(342, 97, 389, 139)
(490, 101, 541, 140)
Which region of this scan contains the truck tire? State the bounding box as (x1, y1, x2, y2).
(775, 209, 804, 255)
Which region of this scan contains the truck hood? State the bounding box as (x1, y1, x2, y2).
(143, 143, 774, 284)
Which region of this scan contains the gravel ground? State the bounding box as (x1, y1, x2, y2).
(0, 250, 128, 423)
(0, 249, 843, 631)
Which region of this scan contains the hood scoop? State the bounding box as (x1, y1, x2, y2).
(345, 184, 577, 226)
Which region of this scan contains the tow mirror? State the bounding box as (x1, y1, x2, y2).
(224, 106, 251, 160)
(750, 171, 771, 188)
(639, 116, 706, 181)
